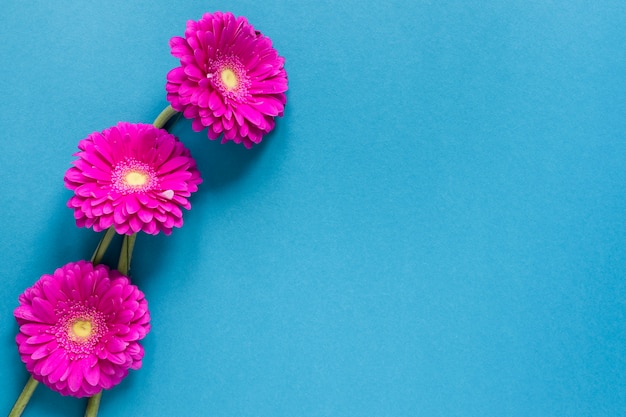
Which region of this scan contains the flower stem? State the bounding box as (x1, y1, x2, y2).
(153, 105, 178, 129)
(117, 233, 137, 276)
(85, 229, 123, 417)
(91, 227, 117, 265)
(8, 376, 38, 417)
(84, 392, 102, 417)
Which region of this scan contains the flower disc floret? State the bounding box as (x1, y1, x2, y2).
(166, 11, 288, 148)
(64, 122, 202, 235)
(14, 261, 150, 398)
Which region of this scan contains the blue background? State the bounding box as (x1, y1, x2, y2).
(1, 1, 625, 416)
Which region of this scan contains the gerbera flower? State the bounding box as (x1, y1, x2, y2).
(166, 11, 288, 148)
(14, 261, 150, 398)
(64, 122, 202, 235)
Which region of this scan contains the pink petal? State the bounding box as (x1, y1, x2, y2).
(208, 90, 223, 111)
(39, 347, 64, 376)
(47, 351, 70, 383)
(26, 333, 55, 345)
(20, 323, 49, 336)
(83, 361, 101, 386)
(106, 337, 128, 353)
(31, 341, 56, 360)
(67, 363, 84, 393)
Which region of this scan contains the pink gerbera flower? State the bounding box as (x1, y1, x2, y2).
(64, 122, 202, 235)
(14, 261, 150, 398)
(166, 11, 288, 148)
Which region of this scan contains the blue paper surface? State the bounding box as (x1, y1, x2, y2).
(1, 1, 625, 416)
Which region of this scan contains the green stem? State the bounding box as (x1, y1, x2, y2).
(152, 105, 178, 129)
(91, 227, 117, 265)
(117, 233, 137, 276)
(84, 391, 102, 417)
(8, 376, 38, 417)
(83, 117, 145, 417)
(84, 228, 122, 417)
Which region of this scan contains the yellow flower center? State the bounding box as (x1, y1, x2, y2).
(71, 320, 93, 340)
(112, 158, 158, 195)
(220, 68, 238, 90)
(125, 170, 148, 187)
